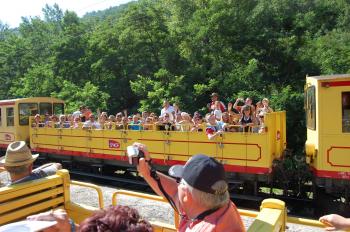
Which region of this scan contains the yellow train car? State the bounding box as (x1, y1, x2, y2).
(0, 97, 64, 149)
(29, 111, 286, 185)
(305, 75, 350, 194)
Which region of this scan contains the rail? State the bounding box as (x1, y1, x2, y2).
(70, 180, 104, 209)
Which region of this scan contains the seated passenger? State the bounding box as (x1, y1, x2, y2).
(239, 105, 256, 132)
(244, 97, 256, 114)
(104, 115, 115, 130)
(71, 116, 81, 129)
(221, 112, 238, 132)
(260, 98, 273, 116)
(44, 113, 50, 124)
(155, 113, 174, 131)
(255, 101, 263, 117)
(141, 111, 150, 123)
(98, 112, 108, 128)
(258, 112, 266, 133)
(32, 114, 44, 127)
(46, 115, 59, 128)
(174, 113, 183, 131)
(233, 97, 245, 113)
(206, 113, 224, 140)
(116, 116, 128, 130)
(319, 214, 350, 231)
(178, 112, 192, 131)
(26, 205, 153, 232)
(143, 117, 154, 130)
(82, 114, 101, 129)
(58, 115, 70, 128)
(0, 141, 61, 186)
(129, 115, 142, 130)
(115, 112, 123, 124)
(173, 102, 182, 115)
(191, 115, 204, 132)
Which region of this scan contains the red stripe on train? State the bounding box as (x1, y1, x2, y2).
(321, 81, 350, 87)
(311, 167, 350, 180)
(33, 147, 271, 175)
(0, 101, 15, 106)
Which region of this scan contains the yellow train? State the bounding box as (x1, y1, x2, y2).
(0, 75, 349, 201)
(0, 97, 64, 149)
(305, 74, 350, 198)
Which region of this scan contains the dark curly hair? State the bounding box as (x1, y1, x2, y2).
(79, 205, 153, 232)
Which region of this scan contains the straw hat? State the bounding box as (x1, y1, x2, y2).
(0, 141, 38, 167)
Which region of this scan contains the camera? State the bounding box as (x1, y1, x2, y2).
(127, 145, 145, 165)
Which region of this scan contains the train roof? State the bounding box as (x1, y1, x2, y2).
(307, 74, 350, 81)
(0, 97, 64, 104)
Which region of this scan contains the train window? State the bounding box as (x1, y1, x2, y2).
(342, 92, 350, 133)
(6, 108, 14, 127)
(39, 103, 53, 115)
(53, 103, 64, 115)
(305, 86, 316, 130)
(19, 103, 38, 125)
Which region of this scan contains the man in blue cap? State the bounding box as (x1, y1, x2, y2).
(134, 143, 245, 232)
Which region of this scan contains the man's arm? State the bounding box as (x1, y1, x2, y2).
(33, 163, 62, 176)
(134, 143, 178, 202)
(319, 214, 350, 231)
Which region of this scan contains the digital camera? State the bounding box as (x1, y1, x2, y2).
(127, 145, 145, 165)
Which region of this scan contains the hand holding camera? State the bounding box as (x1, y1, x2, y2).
(127, 142, 151, 165)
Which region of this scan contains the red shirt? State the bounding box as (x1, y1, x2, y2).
(178, 201, 245, 232)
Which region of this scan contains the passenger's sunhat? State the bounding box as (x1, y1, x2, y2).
(211, 92, 219, 97)
(0, 141, 38, 167)
(169, 154, 227, 195)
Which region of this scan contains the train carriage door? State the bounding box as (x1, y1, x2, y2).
(3, 107, 15, 143)
(320, 81, 350, 176)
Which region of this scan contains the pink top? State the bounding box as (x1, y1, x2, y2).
(178, 201, 245, 232)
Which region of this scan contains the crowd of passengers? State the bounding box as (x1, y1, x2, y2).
(32, 93, 273, 139)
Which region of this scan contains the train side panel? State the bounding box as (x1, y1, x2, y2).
(306, 75, 350, 181)
(30, 111, 286, 177)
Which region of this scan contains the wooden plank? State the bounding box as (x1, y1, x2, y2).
(0, 197, 64, 225)
(0, 177, 63, 202)
(0, 187, 64, 214)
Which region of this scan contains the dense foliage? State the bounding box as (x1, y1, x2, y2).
(1, 0, 350, 151)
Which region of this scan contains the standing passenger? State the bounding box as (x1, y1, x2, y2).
(208, 92, 226, 112)
(160, 100, 175, 122)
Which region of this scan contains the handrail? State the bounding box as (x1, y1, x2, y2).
(287, 216, 325, 228)
(70, 180, 104, 209)
(112, 189, 180, 229)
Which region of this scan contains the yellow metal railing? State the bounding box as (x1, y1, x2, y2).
(247, 198, 286, 232)
(112, 189, 180, 229)
(70, 180, 104, 209)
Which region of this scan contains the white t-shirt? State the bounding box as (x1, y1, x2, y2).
(161, 106, 175, 121)
(72, 110, 81, 119)
(82, 120, 101, 129)
(214, 109, 222, 120)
